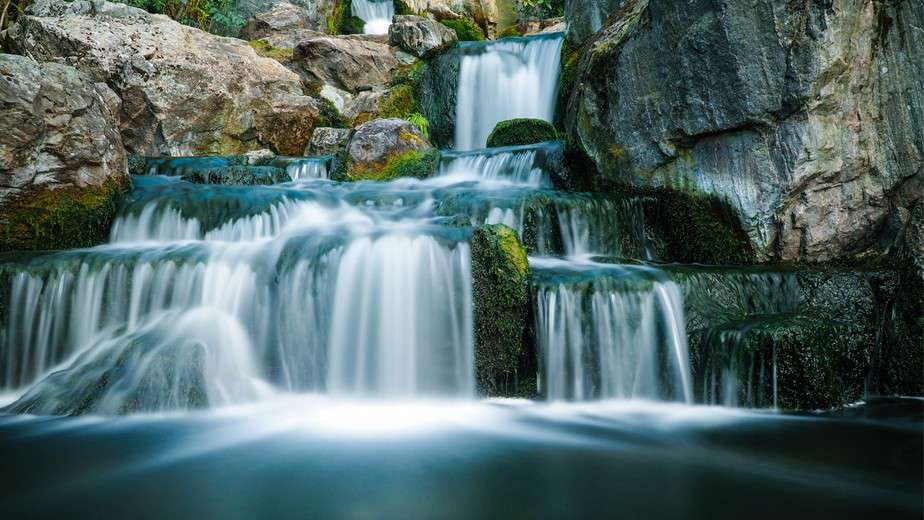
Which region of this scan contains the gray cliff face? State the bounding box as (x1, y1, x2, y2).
(563, 0, 923, 262)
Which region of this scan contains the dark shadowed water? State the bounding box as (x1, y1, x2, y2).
(1, 397, 920, 519)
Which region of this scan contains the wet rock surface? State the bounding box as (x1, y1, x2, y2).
(562, 0, 924, 262)
(388, 14, 458, 58)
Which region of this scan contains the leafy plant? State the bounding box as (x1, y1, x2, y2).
(404, 113, 430, 141)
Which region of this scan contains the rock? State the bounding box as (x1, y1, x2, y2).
(181, 165, 292, 185)
(486, 118, 558, 148)
(345, 118, 436, 180)
(235, 0, 333, 28)
(416, 47, 460, 148)
(471, 224, 530, 395)
(343, 89, 391, 125)
(677, 264, 923, 410)
(7, 0, 322, 156)
(0, 54, 129, 251)
(319, 84, 354, 113)
(388, 15, 457, 58)
(562, 0, 924, 262)
(403, 0, 500, 38)
(564, 0, 624, 45)
(306, 127, 352, 156)
(293, 35, 399, 93)
(244, 149, 276, 165)
(240, 1, 317, 39)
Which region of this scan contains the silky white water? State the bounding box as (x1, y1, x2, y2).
(531, 259, 692, 402)
(351, 0, 394, 35)
(454, 34, 564, 150)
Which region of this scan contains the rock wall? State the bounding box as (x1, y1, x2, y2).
(7, 0, 323, 156)
(0, 54, 129, 251)
(562, 0, 923, 262)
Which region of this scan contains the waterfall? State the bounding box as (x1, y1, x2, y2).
(287, 158, 330, 181)
(0, 179, 475, 411)
(351, 0, 394, 35)
(454, 34, 564, 150)
(532, 260, 692, 402)
(437, 142, 561, 186)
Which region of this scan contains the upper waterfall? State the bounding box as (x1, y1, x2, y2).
(352, 0, 395, 35)
(454, 34, 564, 150)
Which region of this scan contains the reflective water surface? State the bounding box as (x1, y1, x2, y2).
(0, 398, 920, 519)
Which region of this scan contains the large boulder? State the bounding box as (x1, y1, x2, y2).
(562, 0, 924, 262)
(7, 0, 323, 156)
(345, 118, 436, 180)
(0, 54, 129, 251)
(388, 14, 458, 58)
(564, 0, 624, 45)
(240, 1, 320, 39)
(293, 35, 399, 93)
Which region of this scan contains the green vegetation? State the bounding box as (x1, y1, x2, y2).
(377, 85, 431, 140)
(440, 19, 485, 41)
(519, 0, 565, 18)
(328, 0, 364, 35)
(471, 224, 530, 395)
(118, 0, 244, 35)
(0, 175, 131, 251)
(394, 0, 415, 15)
(346, 149, 439, 182)
(487, 118, 558, 148)
(498, 25, 524, 38)
(248, 39, 294, 62)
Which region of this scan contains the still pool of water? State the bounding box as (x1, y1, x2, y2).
(1, 397, 920, 519)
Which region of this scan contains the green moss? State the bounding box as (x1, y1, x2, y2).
(347, 149, 439, 181)
(487, 118, 558, 148)
(248, 39, 294, 62)
(440, 19, 486, 41)
(340, 15, 365, 34)
(394, 0, 415, 15)
(471, 224, 530, 395)
(378, 84, 419, 118)
(498, 25, 523, 38)
(0, 175, 131, 251)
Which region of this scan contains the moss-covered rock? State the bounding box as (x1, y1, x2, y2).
(439, 19, 486, 41)
(414, 47, 460, 149)
(0, 176, 130, 252)
(487, 118, 559, 148)
(248, 39, 294, 63)
(346, 149, 440, 181)
(471, 224, 531, 395)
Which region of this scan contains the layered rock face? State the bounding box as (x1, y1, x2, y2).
(563, 0, 923, 262)
(7, 0, 322, 156)
(0, 54, 128, 250)
(293, 35, 399, 92)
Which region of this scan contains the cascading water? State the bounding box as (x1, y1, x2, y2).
(531, 259, 692, 402)
(454, 34, 564, 150)
(0, 178, 476, 410)
(351, 0, 394, 35)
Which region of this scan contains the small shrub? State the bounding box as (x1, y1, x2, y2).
(404, 113, 430, 141)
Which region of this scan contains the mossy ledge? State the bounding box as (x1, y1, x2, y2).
(346, 149, 440, 182)
(0, 175, 131, 251)
(487, 118, 559, 148)
(471, 224, 531, 395)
